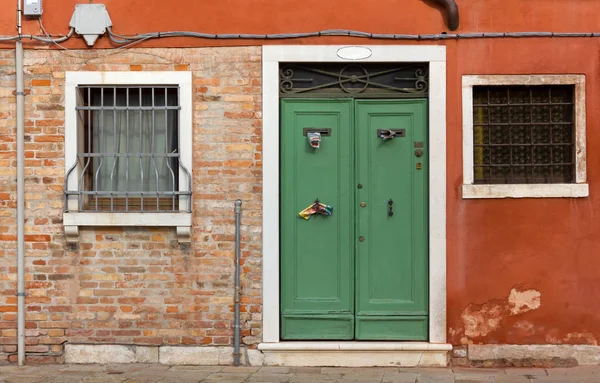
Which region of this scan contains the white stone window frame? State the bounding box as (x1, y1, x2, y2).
(63, 71, 193, 243)
(462, 74, 588, 199)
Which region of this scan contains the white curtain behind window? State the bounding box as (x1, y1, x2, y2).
(91, 89, 178, 193)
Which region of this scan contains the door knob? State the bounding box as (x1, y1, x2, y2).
(360, 202, 366, 208)
(359, 236, 365, 242)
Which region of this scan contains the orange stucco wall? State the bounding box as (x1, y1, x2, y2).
(1, 0, 600, 346)
(447, 38, 600, 345)
(1, 0, 599, 48)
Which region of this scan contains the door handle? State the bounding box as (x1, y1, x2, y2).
(388, 199, 394, 217)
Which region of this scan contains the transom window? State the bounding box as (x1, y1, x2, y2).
(472, 85, 574, 184)
(68, 85, 191, 212)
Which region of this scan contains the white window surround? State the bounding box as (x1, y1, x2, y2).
(261, 45, 449, 361)
(462, 74, 588, 199)
(63, 71, 193, 243)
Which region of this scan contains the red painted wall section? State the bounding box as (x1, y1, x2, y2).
(1, 0, 600, 346)
(1, 0, 600, 48)
(447, 38, 600, 346)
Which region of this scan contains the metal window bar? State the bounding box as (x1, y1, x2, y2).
(472, 85, 575, 184)
(65, 85, 192, 213)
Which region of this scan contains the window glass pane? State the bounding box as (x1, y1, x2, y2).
(141, 88, 153, 106)
(77, 85, 181, 211)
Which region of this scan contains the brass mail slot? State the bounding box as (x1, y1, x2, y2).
(303, 128, 331, 136)
(377, 129, 406, 139)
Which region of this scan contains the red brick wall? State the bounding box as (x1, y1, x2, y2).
(0, 47, 263, 363)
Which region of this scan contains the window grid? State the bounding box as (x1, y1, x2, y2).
(64, 85, 192, 213)
(472, 85, 575, 184)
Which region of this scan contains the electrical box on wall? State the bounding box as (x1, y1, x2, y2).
(69, 4, 112, 47)
(23, 0, 43, 17)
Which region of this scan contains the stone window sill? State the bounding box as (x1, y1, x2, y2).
(462, 183, 589, 199)
(63, 212, 192, 243)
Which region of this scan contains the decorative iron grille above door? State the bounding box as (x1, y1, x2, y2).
(279, 63, 428, 98)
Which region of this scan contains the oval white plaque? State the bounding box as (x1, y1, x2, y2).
(336, 46, 372, 60)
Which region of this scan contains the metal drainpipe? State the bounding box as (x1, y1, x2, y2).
(425, 0, 460, 31)
(233, 200, 242, 366)
(15, 0, 26, 367)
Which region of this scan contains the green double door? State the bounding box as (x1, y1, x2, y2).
(280, 99, 429, 340)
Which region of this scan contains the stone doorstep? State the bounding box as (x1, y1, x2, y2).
(261, 350, 449, 367)
(259, 342, 451, 367)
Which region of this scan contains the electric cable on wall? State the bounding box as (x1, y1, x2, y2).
(2, 24, 600, 47)
(105, 28, 600, 44)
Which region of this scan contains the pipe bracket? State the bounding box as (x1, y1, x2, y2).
(15, 92, 26, 96)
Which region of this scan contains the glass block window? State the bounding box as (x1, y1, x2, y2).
(472, 85, 575, 184)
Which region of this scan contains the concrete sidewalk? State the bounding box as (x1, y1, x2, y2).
(1, 364, 600, 383)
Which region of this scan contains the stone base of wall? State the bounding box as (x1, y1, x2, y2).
(452, 344, 600, 367)
(64, 344, 448, 367)
(52, 343, 600, 367)
(64, 345, 264, 366)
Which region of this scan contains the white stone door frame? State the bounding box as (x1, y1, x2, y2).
(261, 45, 447, 345)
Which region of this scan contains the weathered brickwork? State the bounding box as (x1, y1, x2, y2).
(0, 47, 263, 363)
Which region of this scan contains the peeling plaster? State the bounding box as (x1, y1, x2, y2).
(461, 287, 542, 339)
(462, 299, 506, 338)
(513, 320, 536, 337)
(508, 288, 541, 315)
(563, 332, 598, 345)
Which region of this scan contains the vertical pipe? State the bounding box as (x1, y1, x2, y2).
(16, 0, 25, 367)
(234, 199, 242, 366)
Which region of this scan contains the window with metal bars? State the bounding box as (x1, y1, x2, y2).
(472, 85, 575, 184)
(68, 85, 191, 212)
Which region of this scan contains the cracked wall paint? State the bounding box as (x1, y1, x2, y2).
(461, 287, 542, 339)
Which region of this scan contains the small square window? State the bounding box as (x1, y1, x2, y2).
(63, 71, 193, 243)
(472, 85, 574, 185)
(462, 75, 587, 199)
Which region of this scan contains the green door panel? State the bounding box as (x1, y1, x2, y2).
(354, 100, 428, 340)
(280, 99, 355, 340)
(282, 315, 354, 340)
(355, 316, 428, 340)
(280, 98, 428, 341)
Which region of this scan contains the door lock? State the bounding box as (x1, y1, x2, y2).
(415, 149, 424, 157)
(388, 199, 394, 217)
(359, 236, 365, 242)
